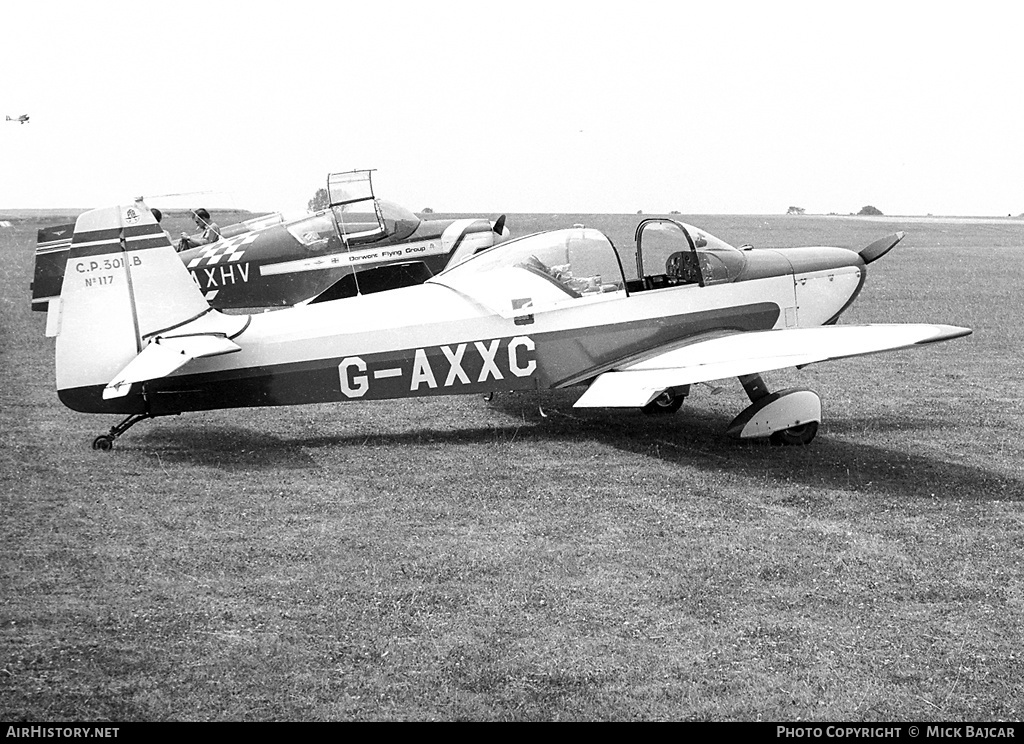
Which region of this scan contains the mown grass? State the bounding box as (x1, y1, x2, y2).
(1, 212, 1021, 721)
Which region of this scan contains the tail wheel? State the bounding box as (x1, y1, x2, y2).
(641, 391, 685, 416)
(769, 421, 819, 446)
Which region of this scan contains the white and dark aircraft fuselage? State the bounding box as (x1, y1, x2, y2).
(50, 203, 969, 449)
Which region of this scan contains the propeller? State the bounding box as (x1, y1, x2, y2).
(492, 214, 507, 235)
(859, 231, 905, 264)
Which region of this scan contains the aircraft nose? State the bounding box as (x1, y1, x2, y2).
(775, 246, 866, 274)
(784, 247, 866, 326)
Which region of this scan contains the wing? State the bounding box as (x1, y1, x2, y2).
(573, 323, 972, 408)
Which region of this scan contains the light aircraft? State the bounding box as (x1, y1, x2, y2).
(50, 200, 970, 450)
(6, 114, 29, 124)
(31, 170, 509, 312)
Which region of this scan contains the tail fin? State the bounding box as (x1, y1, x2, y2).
(55, 201, 215, 412)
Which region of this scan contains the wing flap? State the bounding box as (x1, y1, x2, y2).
(103, 334, 241, 399)
(574, 323, 971, 408)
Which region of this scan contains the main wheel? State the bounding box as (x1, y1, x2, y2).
(641, 391, 684, 416)
(92, 435, 114, 451)
(769, 421, 818, 446)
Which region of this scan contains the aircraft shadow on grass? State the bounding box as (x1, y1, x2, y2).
(484, 392, 1022, 502)
(142, 426, 321, 470)
(137, 390, 1020, 503)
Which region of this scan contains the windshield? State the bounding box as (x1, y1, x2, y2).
(377, 199, 420, 242)
(636, 220, 747, 285)
(692, 226, 746, 284)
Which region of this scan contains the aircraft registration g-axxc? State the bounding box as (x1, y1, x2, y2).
(51, 200, 971, 450)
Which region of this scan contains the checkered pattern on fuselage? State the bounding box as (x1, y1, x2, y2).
(185, 232, 259, 268)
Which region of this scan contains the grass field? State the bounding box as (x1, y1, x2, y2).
(1, 210, 1022, 721)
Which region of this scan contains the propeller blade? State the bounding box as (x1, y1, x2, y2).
(493, 214, 507, 235)
(859, 231, 905, 264)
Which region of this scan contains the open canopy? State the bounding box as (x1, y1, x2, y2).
(435, 220, 749, 312)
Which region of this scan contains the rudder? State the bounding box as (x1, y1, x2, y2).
(32, 222, 74, 312)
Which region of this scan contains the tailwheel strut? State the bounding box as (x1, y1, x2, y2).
(92, 413, 153, 451)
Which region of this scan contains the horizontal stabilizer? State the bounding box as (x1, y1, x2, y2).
(103, 334, 241, 399)
(574, 323, 971, 408)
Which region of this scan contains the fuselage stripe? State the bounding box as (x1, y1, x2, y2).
(56, 302, 781, 415)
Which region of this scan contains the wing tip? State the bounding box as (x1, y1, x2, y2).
(924, 325, 973, 344)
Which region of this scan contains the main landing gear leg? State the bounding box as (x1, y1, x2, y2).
(739, 374, 770, 403)
(92, 413, 153, 451)
(726, 374, 821, 445)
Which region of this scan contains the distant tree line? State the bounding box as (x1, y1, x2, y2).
(308, 188, 329, 212)
(784, 205, 885, 216)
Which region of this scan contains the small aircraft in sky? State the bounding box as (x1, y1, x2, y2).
(6, 114, 29, 124)
(31, 170, 509, 312)
(51, 200, 970, 450)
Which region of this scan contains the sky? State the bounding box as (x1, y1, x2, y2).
(2, 0, 1023, 216)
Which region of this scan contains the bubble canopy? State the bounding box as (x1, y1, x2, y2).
(436, 220, 748, 307)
